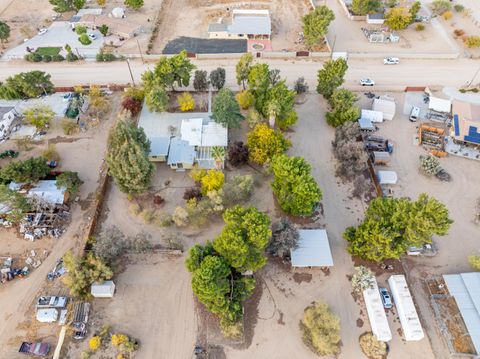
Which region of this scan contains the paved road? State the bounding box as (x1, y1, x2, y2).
(0, 58, 478, 89)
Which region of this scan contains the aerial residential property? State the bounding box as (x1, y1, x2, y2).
(0, 0, 480, 358)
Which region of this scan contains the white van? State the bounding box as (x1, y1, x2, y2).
(409, 106, 420, 122)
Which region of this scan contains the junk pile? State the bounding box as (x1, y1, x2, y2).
(1, 256, 29, 283)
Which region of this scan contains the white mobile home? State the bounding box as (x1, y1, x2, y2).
(363, 277, 392, 342)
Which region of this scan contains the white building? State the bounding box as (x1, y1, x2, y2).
(290, 229, 334, 268)
(373, 96, 396, 121)
(388, 275, 424, 341)
(0, 106, 19, 140)
(363, 277, 392, 342)
(91, 281, 116, 298)
(208, 9, 271, 40)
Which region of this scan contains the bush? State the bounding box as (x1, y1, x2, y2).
(173, 206, 189, 227)
(443, 11, 453, 20)
(247, 123, 290, 165)
(246, 108, 264, 129)
(76, 25, 87, 35)
(129, 203, 141, 216)
(177, 92, 195, 111)
(155, 212, 172, 227)
(454, 29, 466, 37)
(52, 54, 65, 62)
(97, 52, 117, 62)
(420, 155, 441, 175)
(42, 144, 60, 161)
(221, 321, 243, 339)
(121, 97, 142, 116)
(454, 4, 464, 12)
(43, 54, 52, 62)
(0, 156, 50, 183)
(111, 333, 129, 347)
(301, 301, 341, 356)
(468, 254, 480, 270)
(267, 218, 299, 258)
(89, 336, 101, 351)
(464, 36, 480, 48)
(236, 90, 254, 109)
(66, 52, 79, 62)
(351, 266, 374, 293)
(78, 33, 92, 45)
(278, 110, 298, 130)
(57, 171, 83, 196)
(61, 119, 80, 135)
(221, 175, 253, 206)
(228, 141, 249, 167)
(431, 0, 452, 15)
(140, 208, 156, 224)
(30, 53, 42, 62)
(184, 187, 202, 201)
(415, 23, 425, 31)
(200, 169, 225, 195)
(359, 332, 388, 359)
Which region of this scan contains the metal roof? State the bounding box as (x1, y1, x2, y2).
(290, 229, 333, 267)
(428, 96, 451, 113)
(358, 117, 375, 130)
(228, 13, 271, 35)
(201, 122, 228, 147)
(373, 98, 396, 120)
(149, 136, 170, 157)
(91, 281, 115, 297)
(377, 170, 397, 185)
(443, 272, 480, 355)
(181, 118, 203, 146)
(9, 180, 66, 205)
(167, 137, 196, 165)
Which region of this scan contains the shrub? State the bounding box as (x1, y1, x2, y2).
(278, 110, 298, 130)
(454, 4, 464, 12)
(236, 90, 254, 109)
(301, 301, 341, 356)
(76, 25, 87, 35)
(52, 54, 65, 62)
(177, 92, 195, 111)
(351, 266, 374, 293)
(93, 226, 128, 264)
(184, 187, 202, 201)
(247, 123, 290, 165)
(431, 0, 452, 15)
(140, 208, 156, 224)
(415, 23, 425, 31)
(221, 175, 253, 206)
(121, 97, 142, 116)
(246, 108, 264, 129)
(42, 144, 60, 161)
(66, 52, 79, 62)
(78, 33, 92, 45)
(155, 212, 172, 227)
(61, 119, 80, 135)
(129, 203, 141, 216)
(221, 321, 243, 339)
(359, 332, 388, 359)
(454, 29, 465, 37)
(267, 218, 299, 258)
(43, 54, 52, 62)
(172, 206, 189, 227)
(89, 336, 101, 351)
(99, 24, 109, 36)
(443, 11, 453, 20)
(419, 155, 441, 175)
(30, 53, 42, 62)
(200, 169, 225, 195)
(468, 254, 480, 270)
(464, 36, 480, 48)
(228, 141, 249, 167)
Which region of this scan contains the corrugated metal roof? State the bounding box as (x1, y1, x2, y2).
(373, 98, 396, 120)
(363, 277, 392, 342)
(388, 275, 424, 341)
(428, 96, 451, 113)
(9, 180, 66, 205)
(149, 136, 170, 156)
(167, 137, 195, 165)
(444, 272, 480, 355)
(181, 118, 203, 146)
(290, 229, 333, 267)
(228, 15, 271, 35)
(201, 122, 228, 147)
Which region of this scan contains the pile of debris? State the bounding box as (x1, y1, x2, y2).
(1, 250, 47, 283)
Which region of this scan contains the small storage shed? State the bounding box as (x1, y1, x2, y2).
(372, 151, 391, 165)
(36, 308, 58, 323)
(359, 117, 376, 131)
(377, 170, 397, 185)
(362, 109, 384, 123)
(428, 96, 451, 113)
(373, 97, 396, 121)
(290, 229, 334, 268)
(91, 281, 116, 298)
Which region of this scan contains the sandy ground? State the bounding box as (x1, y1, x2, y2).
(436, 11, 480, 58)
(0, 95, 120, 358)
(152, 0, 311, 53)
(325, 0, 458, 55)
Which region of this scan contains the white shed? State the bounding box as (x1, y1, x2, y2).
(36, 308, 58, 323)
(91, 281, 116, 298)
(361, 109, 384, 123)
(377, 171, 397, 185)
(111, 7, 125, 18)
(363, 278, 392, 342)
(428, 96, 451, 113)
(388, 275, 424, 341)
(373, 98, 396, 121)
(290, 229, 334, 267)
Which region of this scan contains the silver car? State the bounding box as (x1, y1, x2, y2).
(360, 78, 375, 86)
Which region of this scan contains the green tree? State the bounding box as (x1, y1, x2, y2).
(0, 184, 31, 223)
(316, 58, 348, 99)
(124, 0, 144, 9)
(247, 123, 290, 165)
(62, 251, 113, 298)
(301, 301, 341, 356)
(78, 33, 92, 45)
(385, 7, 412, 30)
(0, 21, 10, 49)
(236, 53, 253, 89)
(468, 254, 480, 270)
(267, 218, 299, 258)
(106, 120, 154, 194)
(99, 24, 109, 36)
(0, 157, 50, 183)
(409, 1, 421, 23)
(344, 194, 453, 261)
(143, 50, 195, 91)
(325, 89, 360, 127)
(193, 70, 208, 92)
(209, 67, 226, 90)
(75, 26, 87, 35)
(73, 0, 85, 10)
(431, 0, 451, 14)
(247, 63, 271, 114)
(302, 6, 335, 49)
(56, 171, 83, 195)
(213, 205, 271, 272)
(0, 71, 54, 99)
(352, 0, 382, 15)
(271, 155, 322, 216)
(23, 105, 55, 130)
(212, 88, 244, 128)
(145, 86, 169, 112)
(49, 0, 74, 12)
(185, 242, 215, 272)
(263, 81, 296, 129)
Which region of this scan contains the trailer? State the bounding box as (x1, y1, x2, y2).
(73, 302, 90, 340)
(36, 296, 67, 309)
(363, 277, 392, 342)
(388, 275, 424, 341)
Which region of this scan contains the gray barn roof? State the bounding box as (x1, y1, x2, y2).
(443, 272, 480, 355)
(228, 16, 271, 35)
(291, 229, 334, 267)
(167, 137, 195, 165)
(149, 136, 170, 157)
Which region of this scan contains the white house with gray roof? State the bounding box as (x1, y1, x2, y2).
(138, 107, 228, 170)
(208, 9, 271, 40)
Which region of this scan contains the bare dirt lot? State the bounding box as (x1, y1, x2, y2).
(436, 11, 480, 58)
(152, 0, 312, 53)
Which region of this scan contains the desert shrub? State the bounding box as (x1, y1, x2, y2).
(352, 175, 371, 199)
(78, 33, 92, 45)
(351, 266, 374, 293)
(228, 141, 249, 167)
(200, 169, 225, 195)
(42, 144, 60, 161)
(464, 36, 480, 48)
(454, 4, 464, 12)
(334, 141, 368, 178)
(173, 206, 189, 226)
(30, 53, 43, 62)
(206, 190, 224, 212)
(301, 301, 341, 356)
(221, 321, 243, 339)
(190, 166, 207, 183)
(236, 90, 254, 109)
(112, 333, 129, 347)
(184, 187, 202, 201)
(52, 54, 65, 62)
(419, 155, 441, 175)
(267, 218, 299, 258)
(454, 29, 465, 37)
(185, 198, 213, 226)
(246, 108, 264, 129)
(129, 203, 141, 216)
(294, 77, 309, 94)
(177, 92, 195, 111)
(221, 175, 253, 206)
(140, 208, 156, 224)
(443, 11, 453, 20)
(80, 351, 91, 359)
(93, 226, 128, 264)
(66, 52, 79, 62)
(431, 0, 452, 14)
(359, 332, 388, 359)
(154, 212, 172, 227)
(415, 23, 425, 31)
(468, 254, 480, 270)
(89, 336, 101, 351)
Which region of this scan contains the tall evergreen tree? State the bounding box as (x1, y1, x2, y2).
(211, 88, 244, 128)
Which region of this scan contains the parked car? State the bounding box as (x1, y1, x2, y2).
(0, 150, 19, 159)
(46, 160, 58, 168)
(409, 106, 420, 122)
(88, 33, 97, 40)
(19, 342, 50, 357)
(37, 28, 48, 36)
(379, 288, 393, 309)
(360, 78, 375, 86)
(383, 57, 399, 65)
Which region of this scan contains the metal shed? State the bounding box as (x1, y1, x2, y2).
(362, 109, 384, 123)
(91, 281, 116, 298)
(290, 229, 334, 268)
(372, 151, 391, 165)
(377, 170, 398, 185)
(373, 97, 396, 121)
